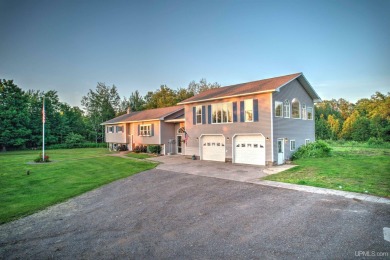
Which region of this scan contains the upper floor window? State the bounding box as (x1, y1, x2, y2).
(212, 102, 233, 124)
(283, 100, 290, 118)
(275, 101, 283, 117)
(116, 126, 123, 133)
(196, 106, 202, 124)
(107, 126, 114, 133)
(302, 104, 307, 120)
(244, 99, 253, 122)
(292, 99, 301, 119)
(307, 107, 313, 120)
(140, 124, 151, 136)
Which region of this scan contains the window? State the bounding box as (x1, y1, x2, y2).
(292, 98, 301, 119)
(275, 101, 283, 117)
(196, 106, 202, 124)
(305, 139, 310, 145)
(307, 107, 313, 120)
(212, 102, 233, 124)
(107, 126, 114, 133)
(283, 100, 290, 118)
(116, 126, 123, 133)
(290, 140, 296, 151)
(302, 104, 307, 120)
(244, 99, 253, 122)
(140, 124, 151, 136)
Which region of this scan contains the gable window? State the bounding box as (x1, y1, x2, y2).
(283, 100, 290, 118)
(302, 104, 307, 120)
(275, 101, 283, 117)
(196, 106, 202, 124)
(307, 107, 313, 120)
(212, 102, 233, 124)
(244, 99, 253, 122)
(292, 98, 301, 119)
(107, 126, 114, 133)
(116, 126, 123, 133)
(140, 124, 151, 136)
(290, 140, 296, 151)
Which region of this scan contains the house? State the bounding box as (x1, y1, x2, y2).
(101, 105, 185, 155)
(102, 72, 321, 165)
(177, 72, 321, 165)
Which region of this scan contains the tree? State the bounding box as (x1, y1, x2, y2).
(144, 85, 177, 109)
(81, 83, 120, 143)
(0, 80, 31, 151)
(187, 78, 220, 95)
(315, 114, 330, 140)
(327, 114, 341, 140)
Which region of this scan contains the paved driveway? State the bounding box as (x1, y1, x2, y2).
(1, 169, 389, 259)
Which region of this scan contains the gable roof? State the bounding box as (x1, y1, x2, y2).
(178, 73, 321, 104)
(101, 105, 184, 125)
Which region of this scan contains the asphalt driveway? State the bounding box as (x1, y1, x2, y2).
(1, 169, 389, 259)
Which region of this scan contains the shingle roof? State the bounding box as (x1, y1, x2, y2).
(101, 105, 184, 125)
(178, 73, 320, 104)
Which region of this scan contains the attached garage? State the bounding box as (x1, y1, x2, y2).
(200, 135, 225, 162)
(233, 134, 266, 165)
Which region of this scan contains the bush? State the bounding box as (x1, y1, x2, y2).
(292, 140, 332, 160)
(367, 137, 384, 146)
(134, 145, 147, 153)
(34, 153, 50, 163)
(65, 133, 85, 145)
(148, 145, 161, 154)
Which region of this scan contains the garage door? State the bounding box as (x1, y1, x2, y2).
(234, 135, 265, 165)
(201, 135, 225, 162)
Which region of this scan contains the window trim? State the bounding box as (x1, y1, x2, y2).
(275, 101, 283, 117)
(291, 98, 301, 119)
(212, 102, 233, 124)
(307, 107, 313, 120)
(305, 139, 310, 145)
(283, 100, 290, 118)
(290, 140, 296, 151)
(302, 104, 307, 120)
(196, 105, 202, 125)
(108, 126, 114, 133)
(139, 124, 151, 136)
(244, 99, 253, 122)
(116, 125, 123, 133)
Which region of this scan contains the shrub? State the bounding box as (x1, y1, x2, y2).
(292, 140, 332, 160)
(148, 145, 161, 154)
(367, 137, 384, 146)
(65, 133, 85, 145)
(134, 145, 141, 153)
(34, 153, 50, 163)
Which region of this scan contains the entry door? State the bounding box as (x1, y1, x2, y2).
(177, 136, 182, 154)
(277, 138, 284, 165)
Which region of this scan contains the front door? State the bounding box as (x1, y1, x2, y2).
(177, 135, 182, 154)
(277, 138, 284, 165)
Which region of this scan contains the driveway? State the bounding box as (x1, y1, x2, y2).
(1, 169, 389, 259)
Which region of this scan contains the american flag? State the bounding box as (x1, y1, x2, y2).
(184, 130, 189, 145)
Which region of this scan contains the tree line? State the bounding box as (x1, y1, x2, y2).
(0, 79, 219, 151)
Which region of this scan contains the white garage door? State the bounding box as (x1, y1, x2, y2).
(234, 135, 265, 165)
(201, 135, 225, 162)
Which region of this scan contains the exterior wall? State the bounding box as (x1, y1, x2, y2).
(131, 120, 161, 145)
(105, 124, 127, 143)
(160, 121, 176, 154)
(272, 79, 315, 161)
(184, 93, 272, 162)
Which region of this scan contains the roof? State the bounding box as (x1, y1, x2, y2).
(178, 73, 321, 104)
(101, 105, 184, 125)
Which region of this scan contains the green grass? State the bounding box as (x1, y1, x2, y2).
(264, 146, 390, 198)
(126, 153, 153, 159)
(0, 148, 157, 224)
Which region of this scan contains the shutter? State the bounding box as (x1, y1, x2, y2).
(151, 124, 154, 136)
(253, 99, 259, 122)
(208, 105, 212, 124)
(106, 126, 108, 133)
(240, 101, 245, 122)
(233, 102, 237, 122)
(193, 107, 196, 125)
(138, 125, 140, 136)
(202, 105, 206, 124)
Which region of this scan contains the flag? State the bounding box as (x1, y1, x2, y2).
(42, 99, 45, 123)
(184, 130, 189, 145)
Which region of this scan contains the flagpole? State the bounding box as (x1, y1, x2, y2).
(42, 96, 45, 161)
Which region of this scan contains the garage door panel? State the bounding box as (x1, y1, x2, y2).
(201, 135, 225, 162)
(234, 135, 265, 165)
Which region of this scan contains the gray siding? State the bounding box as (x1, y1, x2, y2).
(272, 79, 315, 161)
(184, 93, 273, 162)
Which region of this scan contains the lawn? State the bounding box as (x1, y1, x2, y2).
(0, 148, 157, 224)
(263, 146, 390, 198)
(126, 152, 153, 159)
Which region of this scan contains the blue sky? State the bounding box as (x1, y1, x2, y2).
(1, 0, 389, 107)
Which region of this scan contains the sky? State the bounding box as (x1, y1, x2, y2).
(1, 0, 389, 107)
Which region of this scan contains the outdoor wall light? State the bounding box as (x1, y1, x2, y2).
(196, 137, 199, 140)
(266, 137, 270, 141)
(227, 137, 230, 140)
(284, 138, 288, 143)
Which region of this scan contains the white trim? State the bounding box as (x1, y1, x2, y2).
(305, 139, 310, 145)
(232, 133, 266, 165)
(275, 74, 302, 92)
(177, 89, 274, 105)
(164, 118, 185, 123)
(307, 107, 314, 120)
(290, 140, 296, 151)
(139, 124, 151, 136)
(199, 134, 225, 161)
(275, 101, 283, 117)
(291, 98, 301, 119)
(283, 100, 291, 118)
(244, 99, 254, 122)
(176, 134, 183, 154)
(196, 105, 202, 125)
(270, 94, 274, 162)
